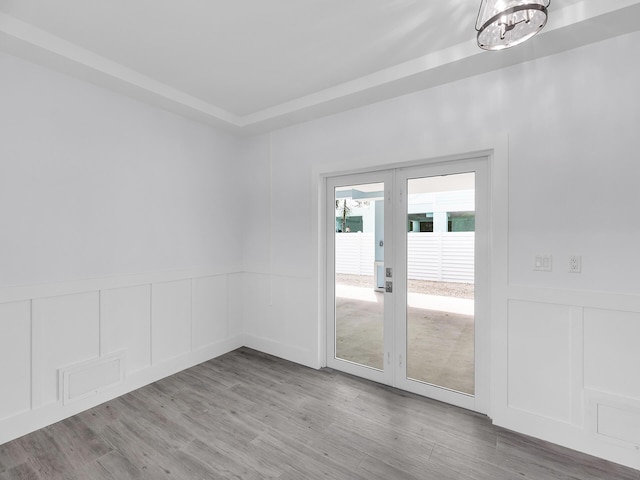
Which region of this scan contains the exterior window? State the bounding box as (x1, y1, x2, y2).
(335, 215, 363, 232)
(407, 213, 433, 232)
(447, 212, 475, 232)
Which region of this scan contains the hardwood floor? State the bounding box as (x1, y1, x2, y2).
(1, 347, 638, 479)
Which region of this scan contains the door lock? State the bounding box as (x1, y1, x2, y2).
(385, 281, 393, 293)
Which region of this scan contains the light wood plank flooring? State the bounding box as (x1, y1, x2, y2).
(1, 347, 638, 479)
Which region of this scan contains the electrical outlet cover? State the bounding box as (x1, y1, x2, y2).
(569, 255, 582, 273)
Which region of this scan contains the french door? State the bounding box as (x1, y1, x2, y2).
(326, 158, 488, 412)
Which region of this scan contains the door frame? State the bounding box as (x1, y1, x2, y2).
(316, 138, 508, 417)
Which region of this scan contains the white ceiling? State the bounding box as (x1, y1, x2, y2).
(1, 0, 639, 134)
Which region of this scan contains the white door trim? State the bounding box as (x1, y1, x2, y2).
(313, 134, 509, 420)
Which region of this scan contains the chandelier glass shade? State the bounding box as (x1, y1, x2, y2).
(476, 0, 550, 51)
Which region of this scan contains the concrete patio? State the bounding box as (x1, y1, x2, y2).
(335, 277, 474, 395)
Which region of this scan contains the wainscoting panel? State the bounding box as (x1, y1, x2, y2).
(192, 275, 228, 350)
(32, 292, 100, 407)
(584, 308, 640, 400)
(60, 352, 124, 405)
(100, 284, 151, 374)
(598, 403, 640, 447)
(242, 272, 318, 368)
(0, 269, 243, 446)
(507, 300, 573, 423)
(282, 275, 315, 349)
(242, 273, 273, 341)
(0, 301, 31, 420)
(226, 273, 244, 339)
(151, 280, 192, 364)
(504, 286, 640, 470)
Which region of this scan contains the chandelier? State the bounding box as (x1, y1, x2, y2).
(476, 0, 551, 51)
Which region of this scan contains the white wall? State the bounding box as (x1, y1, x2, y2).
(0, 53, 242, 286)
(239, 31, 640, 470)
(0, 53, 244, 443)
(2, 29, 640, 471)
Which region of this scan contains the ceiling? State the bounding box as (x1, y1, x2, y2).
(1, 0, 639, 134)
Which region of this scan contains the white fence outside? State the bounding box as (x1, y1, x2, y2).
(335, 232, 474, 283)
(335, 233, 376, 276)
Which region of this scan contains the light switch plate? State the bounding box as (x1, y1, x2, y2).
(534, 254, 552, 271)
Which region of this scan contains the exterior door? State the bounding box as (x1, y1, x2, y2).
(394, 159, 487, 411)
(326, 171, 394, 385)
(326, 158, 488, 413)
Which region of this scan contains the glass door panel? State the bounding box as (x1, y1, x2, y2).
(326, 171, 393, 385)
(405, 173, 475, 395)
(334, 182, 385, 370)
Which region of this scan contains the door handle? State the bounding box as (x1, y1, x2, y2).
(385, 281, 392, 293)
